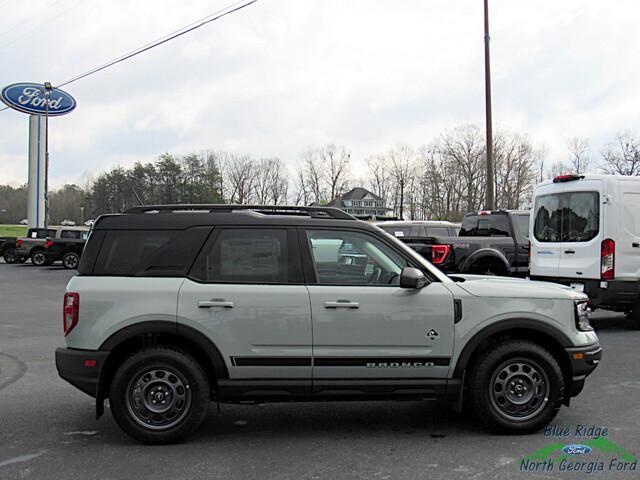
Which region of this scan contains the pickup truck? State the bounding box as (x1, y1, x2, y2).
(43, 236, 87, 269)
(383, 210, 530, 276)
(16, 227, 88, 266)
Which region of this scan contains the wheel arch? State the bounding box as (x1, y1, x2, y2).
(453, 319, 573, 404)
(96, 321, 228, 415)
(460, 249, 510, 274)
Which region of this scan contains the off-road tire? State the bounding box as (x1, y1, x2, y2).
(109, 347, 210, 444)
(62, 252, 80, 269)
(469, 340, 564, 434)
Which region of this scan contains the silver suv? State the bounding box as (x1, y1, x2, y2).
(55, 205, 601, 444)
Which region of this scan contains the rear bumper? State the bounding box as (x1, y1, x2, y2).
(55, 348, 109, 398)
(530, 276, 640, 310)
(566, 343, 602, 397)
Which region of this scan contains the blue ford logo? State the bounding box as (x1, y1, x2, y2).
(562, 444, 592, 455)
(1, 82, 76, 116)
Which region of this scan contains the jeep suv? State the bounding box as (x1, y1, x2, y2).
(55, 205, 601, 444)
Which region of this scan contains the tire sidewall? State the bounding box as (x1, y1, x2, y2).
(63, 252, 80, 269)
(109, 348, 209, 444)
(31, 250, 46, 266)
(470, 342, 563, 433)
(3, 247, 17, 264)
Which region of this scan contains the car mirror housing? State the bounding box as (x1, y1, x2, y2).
(400, 267, 428, 289)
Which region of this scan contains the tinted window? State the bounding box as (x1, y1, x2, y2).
(28, 228, 56, 239)
(534, 192, 599, 243)
(512, 214, 530, 239)
(193, 228, 296, 284)
(93, 227, 210, 276)
(307, 230, 408, 286)
(61, 230, 82, 239)
(460, 215, 510, 237)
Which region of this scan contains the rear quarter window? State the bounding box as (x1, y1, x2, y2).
(534, 191, 599, 243)
(91, 227, 211, 276)
(460, 215, 510, 237)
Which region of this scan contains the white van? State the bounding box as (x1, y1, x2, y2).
(530, 174, 640, 324)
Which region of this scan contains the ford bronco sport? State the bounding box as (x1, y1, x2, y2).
(55, 205, 601, 444)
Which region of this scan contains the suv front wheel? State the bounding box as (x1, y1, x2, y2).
(469, 340, 564, 433)
(109, 347, 210, 444)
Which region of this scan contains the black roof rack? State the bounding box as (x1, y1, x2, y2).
(123, 204, 356, 220)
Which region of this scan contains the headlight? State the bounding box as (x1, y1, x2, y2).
(575, 300, 593, 331)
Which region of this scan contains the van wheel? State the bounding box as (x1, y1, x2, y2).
(469, 340, 564, 434)
(109, 347, 210, 444)
(30, 250, 47, 266)
(62, 252, 80, 269)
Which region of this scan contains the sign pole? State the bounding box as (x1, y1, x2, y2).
(27, 115, 47, 228)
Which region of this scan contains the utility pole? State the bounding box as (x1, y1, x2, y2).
(483, 0, 495, 209)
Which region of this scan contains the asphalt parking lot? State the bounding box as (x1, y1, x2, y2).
(0, 262, 639, 480)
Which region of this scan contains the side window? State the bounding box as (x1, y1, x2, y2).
(192, 228, 299, 284)
(306, 230, 408, 286)
(534, 194, 562, 242)
(61, 230, 81, 239)
(425, 226, 449, 237)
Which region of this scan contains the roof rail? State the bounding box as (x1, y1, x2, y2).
(123, 204, 356, 220)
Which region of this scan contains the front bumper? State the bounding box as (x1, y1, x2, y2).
(55, 348, 109, 398)
(566, 342, 602, 397)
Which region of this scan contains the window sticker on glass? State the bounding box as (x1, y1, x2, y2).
(394, 231, 404, 237)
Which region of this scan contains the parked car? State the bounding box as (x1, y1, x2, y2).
(19, 218, 28, 225)
(43, 233, 89, 269)
(530, 174, 640, 327)
(56, 204, 600, 444)
(380, 211, 530, 276)
(16, 227, 89, 266)
(60, 219, 76, 226)
(84, 219, 95, 227)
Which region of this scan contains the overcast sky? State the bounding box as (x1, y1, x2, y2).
(1, 0, 639, 188)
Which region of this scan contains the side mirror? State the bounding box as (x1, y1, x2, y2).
(400, 267, 428, 289)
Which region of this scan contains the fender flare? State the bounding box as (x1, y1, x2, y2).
(99, 320, 229, 378)
(460, 248, 510, 273)
(452, 318, 573, 378)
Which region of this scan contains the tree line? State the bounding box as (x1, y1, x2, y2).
(1, 124, 639, 225)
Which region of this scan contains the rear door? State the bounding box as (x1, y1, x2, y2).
(531, 189, 563, 277)
(558, 187, 602, 280)
(178, 227, 312, 381)
(617, 181, 640, 280)
(302, 228, 454, 382)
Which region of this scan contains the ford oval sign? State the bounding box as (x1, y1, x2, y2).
(1, 83, 76, 116)
(562, 444, 592, 455)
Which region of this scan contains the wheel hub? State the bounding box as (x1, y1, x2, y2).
(126, 368, 191, 430)
(490, 360, 549, 421)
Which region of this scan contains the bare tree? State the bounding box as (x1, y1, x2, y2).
(221, 153, 254, 204)
(567, 137, 591, 174)
(366, 154, 392, 206)
(386, 143, 416, 219)
(324, 145, 351, 201)
(493, 131, 537, 209)
(601, 133, 640, 176)
(254, 157, 289, 204)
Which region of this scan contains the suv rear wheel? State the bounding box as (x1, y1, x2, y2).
(109, 347, 210, 444)
(469, 340, 563, 433)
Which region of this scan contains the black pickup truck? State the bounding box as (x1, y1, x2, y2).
(43, 236, 87, 269)
(382, 210, 530, 276)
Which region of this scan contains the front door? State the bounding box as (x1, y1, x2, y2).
(301, 228, 455, 382)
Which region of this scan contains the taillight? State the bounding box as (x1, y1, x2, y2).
(44, 239, 53, 249)
(63, 292, 79, 336)
(601, 239, 615, 281)
(431, 244, 451, 265)
(16, 239, 23, 248)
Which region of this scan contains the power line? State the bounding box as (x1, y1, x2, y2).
(1, 0, 258, 112)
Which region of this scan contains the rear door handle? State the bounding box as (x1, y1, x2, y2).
(324, 300, 360, 309)
(198, 300, 234, 308)
(564, 250, 575, 254)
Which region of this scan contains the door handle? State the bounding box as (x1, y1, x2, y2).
(198, 300, 234, 308)
(564, 250, 575, 254)
(324, 300, 360, 309)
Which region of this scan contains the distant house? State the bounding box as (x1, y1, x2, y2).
(326, 187, 392, 219)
